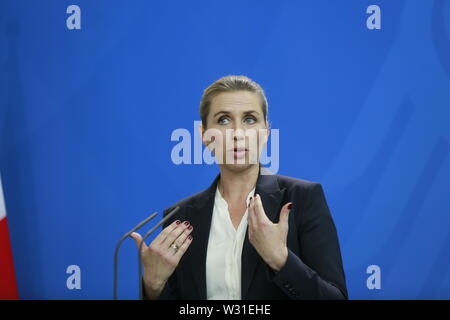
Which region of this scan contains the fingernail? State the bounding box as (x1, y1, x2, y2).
(188, 225, 193, 230)
(287, 203, 292, 210)
(184, 221, 190, 226)
(175, 220, 181, 224)
(188, 235, 193, 240)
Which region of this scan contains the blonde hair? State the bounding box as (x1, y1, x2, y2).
(199, 75, 269, 128)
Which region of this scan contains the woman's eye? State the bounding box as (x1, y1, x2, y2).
(218, 116, 230, 125)
(218, 116, 256, 125)
(244, 116, 256, 124)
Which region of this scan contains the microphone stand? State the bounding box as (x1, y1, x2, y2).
(113, 211, 158, 300)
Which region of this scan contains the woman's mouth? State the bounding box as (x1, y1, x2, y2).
(232, 147, 247, 159)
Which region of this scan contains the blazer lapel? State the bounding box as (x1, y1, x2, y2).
(241, 167, 285, 299)
(185, 173, 219, 300)
(185, 165, 286, 300)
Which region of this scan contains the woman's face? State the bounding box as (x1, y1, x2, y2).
(200, 90, 269, 170)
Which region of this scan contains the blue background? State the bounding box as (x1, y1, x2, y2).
(1, 0, 449, 299)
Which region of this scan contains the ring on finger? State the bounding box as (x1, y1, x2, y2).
(170, 242, 179, 253)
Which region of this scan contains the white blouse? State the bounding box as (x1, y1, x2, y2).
(205, 184, 256, 300)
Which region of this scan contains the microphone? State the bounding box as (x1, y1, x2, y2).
(113, 211, 158, 300)
(138, 206, 181, 300)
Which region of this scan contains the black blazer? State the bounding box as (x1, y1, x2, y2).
(146, 166, 348, 300)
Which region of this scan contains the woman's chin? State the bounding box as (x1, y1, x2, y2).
(215, 152, 260, 169)
(219, 161, 259, 172)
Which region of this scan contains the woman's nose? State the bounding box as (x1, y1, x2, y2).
(232, 127, 246, 141)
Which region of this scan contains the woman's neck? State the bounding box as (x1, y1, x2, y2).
(218, 164, 260, 201)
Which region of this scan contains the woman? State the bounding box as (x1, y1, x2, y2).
(131, 75, 348, 300)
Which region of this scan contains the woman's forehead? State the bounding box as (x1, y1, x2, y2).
(210, 91, 262, 113)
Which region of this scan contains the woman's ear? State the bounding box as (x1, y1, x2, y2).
(199, 122, 209, 147)
(263, 121, 271, 144)
(199, 123, 205, 145)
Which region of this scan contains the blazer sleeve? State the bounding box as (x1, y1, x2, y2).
(267, 183, 348, 300)
(141, 207, 181, 300)
(141, 272, 179, 300)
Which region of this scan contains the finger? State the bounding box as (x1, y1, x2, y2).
(253, 194, 269, 223)
(154, 219, 182, 245)
(162, 221, 191, 249)
(247, 196, 255, 228)
(171, 224, 194, 253)
(173, 234, 193, 260)
(130, 232, 147, 251)
(279, 202, 293, 226)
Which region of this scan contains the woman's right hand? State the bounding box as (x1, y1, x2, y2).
(130, 219, 193, 299)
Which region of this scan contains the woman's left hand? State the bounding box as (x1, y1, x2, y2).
(247, 194, 293, 272)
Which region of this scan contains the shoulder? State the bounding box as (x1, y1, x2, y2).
(273, 174, 329, 216)
(274, 173, 322, 194)
(162, 188, 210, 216)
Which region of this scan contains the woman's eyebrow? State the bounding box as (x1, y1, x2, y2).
(213, 110, 259, 117)
(213, 110, 230, 118)
(242, 110, 259, 115)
